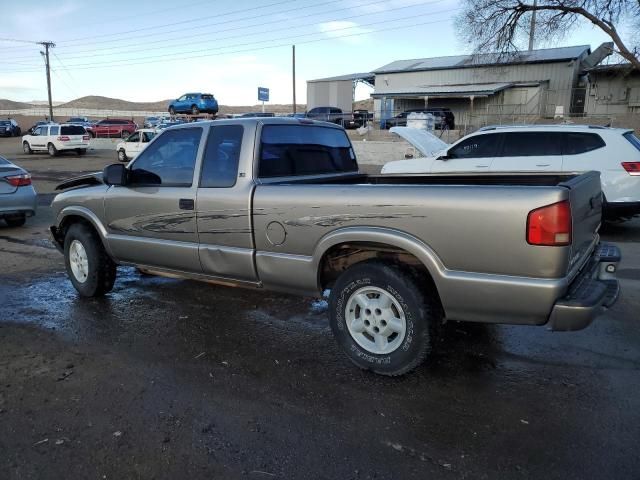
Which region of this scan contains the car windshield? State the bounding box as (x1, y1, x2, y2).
(0, 121, 10, 125)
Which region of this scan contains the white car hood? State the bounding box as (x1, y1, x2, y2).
(389, 127, 448, 157)
(382, 127, 449, 174)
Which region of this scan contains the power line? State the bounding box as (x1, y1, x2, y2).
(49, 0, 443, 62)
(0, 14, 459, 74)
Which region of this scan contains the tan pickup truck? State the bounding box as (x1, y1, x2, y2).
(50, 118, 620, 376)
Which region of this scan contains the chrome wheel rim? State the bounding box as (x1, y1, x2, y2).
(69, 240, 89, 283)
(345, 286, 406, 354)
(23, 143, 29, 153)
(48, 145, 55, 155)
(118, 150, 125, 161)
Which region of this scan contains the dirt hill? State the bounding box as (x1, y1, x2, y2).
(57, 96, 172, 111)
(0, 99, 36, 110)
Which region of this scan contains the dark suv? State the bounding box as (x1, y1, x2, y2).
(0, 119, 21, 137)
(384, 108, 455, 129)
(306, 107, 357, 129)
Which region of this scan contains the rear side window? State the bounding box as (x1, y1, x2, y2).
(61, 125, 85, 135)
(564, 133, 605, 155)
(200, 125, 243, 188)
(50, 126, 60, 136)
(259, 125, 357, 178)
(201, 94, 214, 100)
(623, 132, 640, 151)
(130, 128, 202, 186)
(448, 134, 497, 159)
(501, 132, 563, 156)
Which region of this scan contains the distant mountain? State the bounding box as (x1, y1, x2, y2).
(57, 95, 172, 112)
(0, 99, 36, 110)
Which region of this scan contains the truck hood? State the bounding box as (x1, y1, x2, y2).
(55, 171, 103, 191)
(389, 127, 448, 157)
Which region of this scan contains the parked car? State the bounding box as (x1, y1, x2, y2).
(26, 121, 54, 135)
(66, 116, 92, 128)
(0, 155, 37, 227)
(383, 108, 455, 129)
(116, 129, 157, 162)
(168, 93, 218, 115)
(286, 113, 306, 119)
(87, 119, 137, 138)
(143, 116, 165, 128)
(50, 118, 619, 376)
(0, 119, 21, 137)
(306, 107, 358, 129)
(155, 119, 185, 130)
(382, 124, 640, 221)
(22, 124, 90, 156)
(353, 109, 373, 126)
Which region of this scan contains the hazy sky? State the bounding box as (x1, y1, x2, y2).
(0, 0, 617, 105)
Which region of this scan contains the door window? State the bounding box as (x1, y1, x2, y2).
(448, 134, 498, 159)
(126, 132, 140, 143)
(178, 95, 187, 101)
(50, 126, 60, 136)
(141, 131, 155, 143)
(129, 128, 202, 186)
(200, 125, 243, 188)
(500, 132, 563, 157)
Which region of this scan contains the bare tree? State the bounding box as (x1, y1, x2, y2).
(457, 0, 640, 70)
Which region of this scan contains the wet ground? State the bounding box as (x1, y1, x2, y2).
(1, 136, 640, 479)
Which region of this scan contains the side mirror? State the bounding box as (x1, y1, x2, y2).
(103, 164, 127, 186)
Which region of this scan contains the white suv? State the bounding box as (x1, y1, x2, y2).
(22, 123, 90, 157)
(382, 125, 640, 221)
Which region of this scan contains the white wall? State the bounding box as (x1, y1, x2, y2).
(307, 80, 353, 112)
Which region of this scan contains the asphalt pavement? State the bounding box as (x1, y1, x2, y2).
(0, 136, 639, 479)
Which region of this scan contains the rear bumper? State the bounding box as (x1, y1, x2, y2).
(604, 201, 640, 219)
(0, 186, 38, 217)
(546, 243, 620, 331)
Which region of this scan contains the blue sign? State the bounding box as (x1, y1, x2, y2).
(258, 87, 269, 102)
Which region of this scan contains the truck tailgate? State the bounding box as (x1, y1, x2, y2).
(561, 171, 602, 274)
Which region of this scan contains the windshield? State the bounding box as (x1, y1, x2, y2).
(624, 131, 640, 151)
(0, 121, 10, 125)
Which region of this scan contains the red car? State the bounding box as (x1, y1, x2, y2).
(87, 119, 137, 138)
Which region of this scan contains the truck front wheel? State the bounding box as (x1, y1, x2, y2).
(64, 223, 117, 297)
(329, 261, 439, 376)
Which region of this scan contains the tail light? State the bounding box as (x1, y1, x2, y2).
(6, 174, 32, 187)
(83, 135, 90, 140)
(621, 162, 640, 175)
(527, 200, 571, 246)
(57, 136, 70, 141)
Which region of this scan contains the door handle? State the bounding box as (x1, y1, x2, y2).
(475, 164, 489, 168)
(179, 198, 194, 210)
(536, 164, 550, 167)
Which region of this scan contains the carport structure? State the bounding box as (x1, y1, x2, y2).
(306, 72, 375, 113)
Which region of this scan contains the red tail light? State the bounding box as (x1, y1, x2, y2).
(527, 200, 571, 246)
(83, 135, 90, 140)
(621, 162, 640, 175)
(57, 136, 70, 141)
(6, 174, 32, 187)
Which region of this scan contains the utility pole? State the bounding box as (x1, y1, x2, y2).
(292, 45, 297, 114)
(39, 41, 56, 121)
(528, 0, 537, 51)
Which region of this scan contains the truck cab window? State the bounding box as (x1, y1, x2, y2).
(129, 128, 202, 186)
(200, 125, 243, 188)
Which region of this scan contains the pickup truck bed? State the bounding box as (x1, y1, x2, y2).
(50, 118, 621, 376)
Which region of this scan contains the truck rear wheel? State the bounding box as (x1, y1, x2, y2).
(329, 261, 439, 376)
(64, 223, 117, 297)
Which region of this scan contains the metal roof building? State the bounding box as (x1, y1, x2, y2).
(371, 44, 613, 128)
(306, 73, 374, 113)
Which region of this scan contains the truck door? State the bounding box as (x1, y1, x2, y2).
(490, 132, 563, 172)
(431, 133, 498, 172)
(104, 126, 204, 272)
(196, 124, 258, 282)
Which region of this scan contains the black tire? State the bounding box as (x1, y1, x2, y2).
(329, 261, 440, 376)
(168, 106, 176, 116)
(76, 148, 87, 156)
(117, 149, 128, 162)
(23, 141, 32, 155)
(4, 214, 26, 227)
(191, 105, 200, 115)
(64, 223, 117, 297)
(47, 143, 58, 157)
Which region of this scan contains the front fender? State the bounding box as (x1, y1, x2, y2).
(55, 205, 114, 257)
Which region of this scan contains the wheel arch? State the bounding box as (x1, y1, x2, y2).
(53, 207, 113, 257)
(314, 227, 446, 307)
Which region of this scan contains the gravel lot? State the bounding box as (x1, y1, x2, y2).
(1, 135, 639, 479)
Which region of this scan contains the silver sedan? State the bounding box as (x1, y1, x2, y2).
(0, 155, 37, 227)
